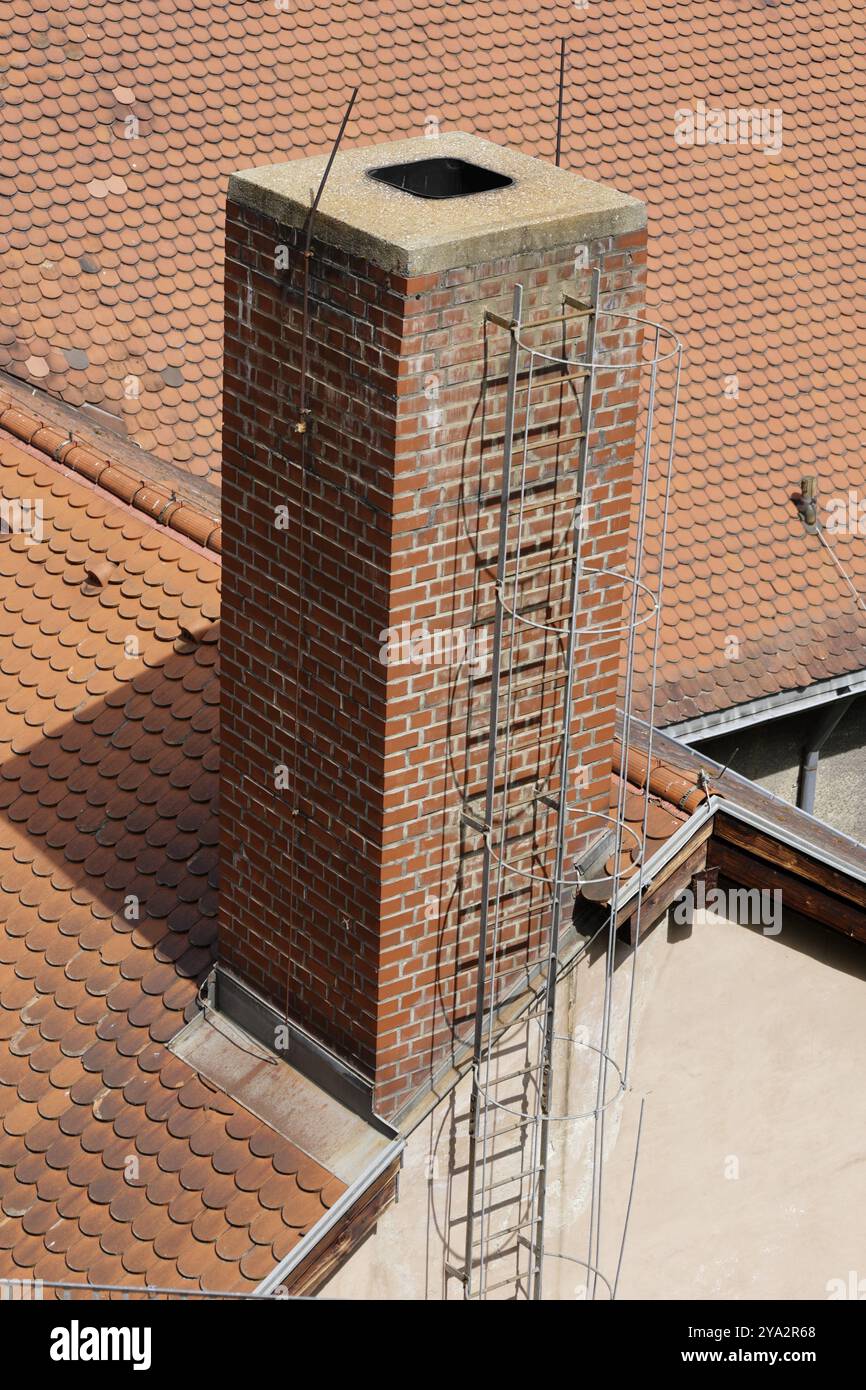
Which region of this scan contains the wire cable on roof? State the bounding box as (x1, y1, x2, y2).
(815, 524, 866, 615)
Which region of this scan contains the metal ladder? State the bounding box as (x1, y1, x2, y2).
(458, 273, 602, 1300)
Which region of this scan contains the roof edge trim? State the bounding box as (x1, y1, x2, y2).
(667, 667, 866, 743)
(613, 799, 716, 910)
(253, 1135, 406, 1296)
(717, 798, 866, 888)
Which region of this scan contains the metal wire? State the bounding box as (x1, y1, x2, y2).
(586, 322, 662, 1297)
(612, 1095, 646, 1299)
(622, 339, 684, 1089)
(815, 525, 866, 614)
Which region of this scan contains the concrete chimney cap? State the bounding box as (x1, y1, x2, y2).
(228, 130, 646, 276)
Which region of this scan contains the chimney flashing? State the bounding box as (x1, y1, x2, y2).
(228, 130, 646, 274)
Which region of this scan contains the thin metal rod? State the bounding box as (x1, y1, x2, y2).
(816, 525, 866, 614)
(297, 86, 359, 424)
(588, 323, 659, 1297)
(515, 371, 588, 392)
(622, 340, 683, 1086)
(555, 37, 567, 167)
(586, 352, 639, 1295)
(532, 268, 600, 1300)
(524, 308, 593, 328)
(0, 1278, 271, 1300)
(612, 1095, 645, 1299)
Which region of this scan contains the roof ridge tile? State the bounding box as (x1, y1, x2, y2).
(0, 388, 221, 557)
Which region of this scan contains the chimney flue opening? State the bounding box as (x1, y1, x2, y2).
(367, 156, 513, 200)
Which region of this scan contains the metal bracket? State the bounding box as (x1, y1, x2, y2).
(462, 809, 490, 836)
(485, 310, 517, 332)
(562, 293, 594, 314)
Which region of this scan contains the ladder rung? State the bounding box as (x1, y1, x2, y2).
(476, 924, 549, 949)
(469, 669, 572, 700)
(482, 418, 581, 447)
(478, 1062, 543, 1086)
(472, 1217, 538, 1247)
(466, 1272, 533, 1297)
(474, 1166, 544, 1199)
(470, 659, 565, 683)
(468, 430, 586, 466)
(515, 371, 588, 393)
(465, 1244, 523, 1271)
(494, 508, 583, 528)
(454, 314, 596, 369)
(486, 361, 588, 387)
(476, 493, 578, 517)
(563, 295, 594, 313)
(461, 808, 489, 834)
(472, 672, 571, 699)
(453, 1140, 524, 1175)
(477, 1090, 538, 1116)
(511, 430, 585, 456)
(525, 306, 594, 328)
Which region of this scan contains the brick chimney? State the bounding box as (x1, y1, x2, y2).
(219, 132, 647, 1122)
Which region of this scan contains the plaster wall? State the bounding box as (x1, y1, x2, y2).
(324, 901, 866, 1299)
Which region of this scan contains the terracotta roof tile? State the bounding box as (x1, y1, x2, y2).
(0, 432, 344, 1296)
(579, 738, 701, 904)
(1, 0, 863, 1293)
(3, 1, 864, 717)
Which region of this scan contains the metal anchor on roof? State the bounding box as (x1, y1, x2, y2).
(792, 475, 819, 533)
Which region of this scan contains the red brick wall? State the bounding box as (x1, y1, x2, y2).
(220, 204, 400, 1074)
(221, 193, 646, 1119)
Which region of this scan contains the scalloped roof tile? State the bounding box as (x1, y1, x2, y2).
(0, 432, 344, 1297)
(2, 0, 865, 722)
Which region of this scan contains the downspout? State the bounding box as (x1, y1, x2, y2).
(796, 695, 855, 815)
